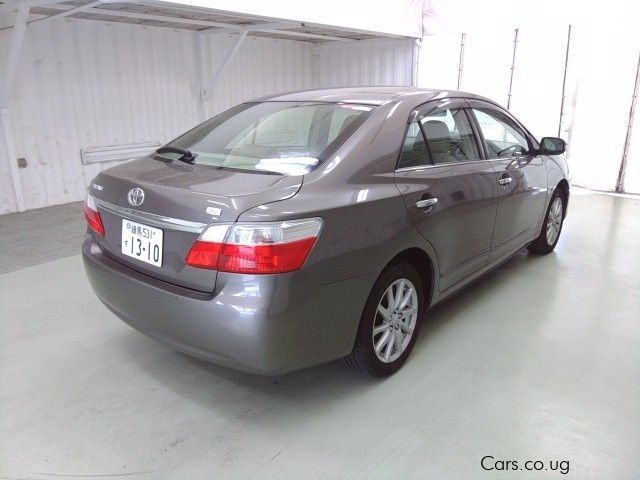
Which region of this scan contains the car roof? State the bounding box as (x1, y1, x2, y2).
(251, 86, 494, 106)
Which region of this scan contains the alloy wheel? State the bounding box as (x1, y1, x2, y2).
(372, 278, 419, 363)
(546, 197, 563, 245)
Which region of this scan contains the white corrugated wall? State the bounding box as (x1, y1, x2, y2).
(201, 34, 315, 117)
(314, 39, 415, 87)
(0, 16, 415, 213)
(0, 19, 318, 213)
(3, 20, 202, 212)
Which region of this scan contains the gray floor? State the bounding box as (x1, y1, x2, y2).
(1, 191, 639, 479)
(0, 201, 84, 274)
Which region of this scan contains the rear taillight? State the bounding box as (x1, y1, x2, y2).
(84, 193, 105, 236)
(186, 218, 323, 274)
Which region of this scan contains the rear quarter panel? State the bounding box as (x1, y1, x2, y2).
(237, 101, 441, 288)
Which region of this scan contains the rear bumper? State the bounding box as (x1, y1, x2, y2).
(82, 234, 373, 374)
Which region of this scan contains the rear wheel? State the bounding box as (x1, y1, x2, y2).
(528, 190, 565, 254)
(344, 262, 424, 377)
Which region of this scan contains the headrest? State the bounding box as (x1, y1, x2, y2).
(339, 114, 359, 132)
(422, 120, 450, 155)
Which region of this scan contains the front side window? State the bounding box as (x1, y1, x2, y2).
(471, 108, 529, 158)
(420, 107, 480, 164)
(157, 102, 372, 175)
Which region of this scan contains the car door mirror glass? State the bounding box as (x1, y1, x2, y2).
(539, 137, 566, 155)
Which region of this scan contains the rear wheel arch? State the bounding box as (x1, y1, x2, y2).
(382, 248, 435, 310)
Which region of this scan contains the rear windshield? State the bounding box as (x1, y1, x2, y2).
(157, 101, 373, 175)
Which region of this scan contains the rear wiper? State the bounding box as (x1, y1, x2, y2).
(155, 146, 196, 164)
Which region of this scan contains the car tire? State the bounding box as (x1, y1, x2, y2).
(527, 189, 566, 255)
(344, 262, 424, 377)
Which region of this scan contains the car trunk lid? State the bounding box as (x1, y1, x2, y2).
(89, 156, 301, 292)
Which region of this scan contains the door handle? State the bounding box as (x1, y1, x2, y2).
(498, 176, 512, 185)
(415, 197, 438, 209)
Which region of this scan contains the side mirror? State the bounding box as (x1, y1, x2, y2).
(539, 137, 566, 155)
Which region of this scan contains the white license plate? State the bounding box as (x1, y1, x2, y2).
(121, 219, 163, 267)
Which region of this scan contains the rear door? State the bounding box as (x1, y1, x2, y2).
(467, 100, 548, 261)
(395, 98, 498, 291)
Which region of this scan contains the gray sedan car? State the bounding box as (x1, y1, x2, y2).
(83, 87, 569, 376)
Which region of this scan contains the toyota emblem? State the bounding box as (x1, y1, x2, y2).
(127, 187, 145, 207)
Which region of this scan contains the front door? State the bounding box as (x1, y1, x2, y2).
(467, 101, 548, 261)
(395, 99, 498, 292)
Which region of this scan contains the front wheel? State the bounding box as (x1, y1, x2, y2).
(528, 190, 565, 254)
(344, 262, 424, 377)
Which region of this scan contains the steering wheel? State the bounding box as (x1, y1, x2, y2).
(496, 144, 525, 157)
(449, 141, 469, 160)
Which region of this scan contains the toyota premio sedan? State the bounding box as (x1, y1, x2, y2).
(83, 87, 569, 376)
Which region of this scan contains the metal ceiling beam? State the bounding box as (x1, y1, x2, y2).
(198, 22, 353, 42)
(2, 2, 413, 42)
(0, 0, 66, 14)
(9, 3, 357, 41)
(1, 0, 67, 5)
(27, 0, 105, 27)
(21, 3, 253, 30)
(16, 0, 416, 41)
(3, 0, 415, 40)
(79, 7, 248, 29)
(254, 29, 350, 42)
(0, 1, 108, 32)
(197, 27, 241, 36)
(324, 36, 410, 45)
(291, 23, 411, 40)
(138, 0, 415, 40)
(197, 22, 297, 36)
(240, 22, 297, 32)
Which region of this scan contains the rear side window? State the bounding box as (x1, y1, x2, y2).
(158, 102, 373, 175)
(398, 122, 429, 169)
(420, 107, 479, 164)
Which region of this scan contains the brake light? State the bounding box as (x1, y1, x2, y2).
(84, 193, 105, 236)
(186, 218, 323, 274)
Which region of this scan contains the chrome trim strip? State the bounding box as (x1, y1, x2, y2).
(395, 158, 495, 173)
(393, 156, 529, 173)
(95, 199, 207, 233)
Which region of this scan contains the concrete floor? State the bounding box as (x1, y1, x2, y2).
(0, 201, 84, 274)
(1, 191, 639, 479)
